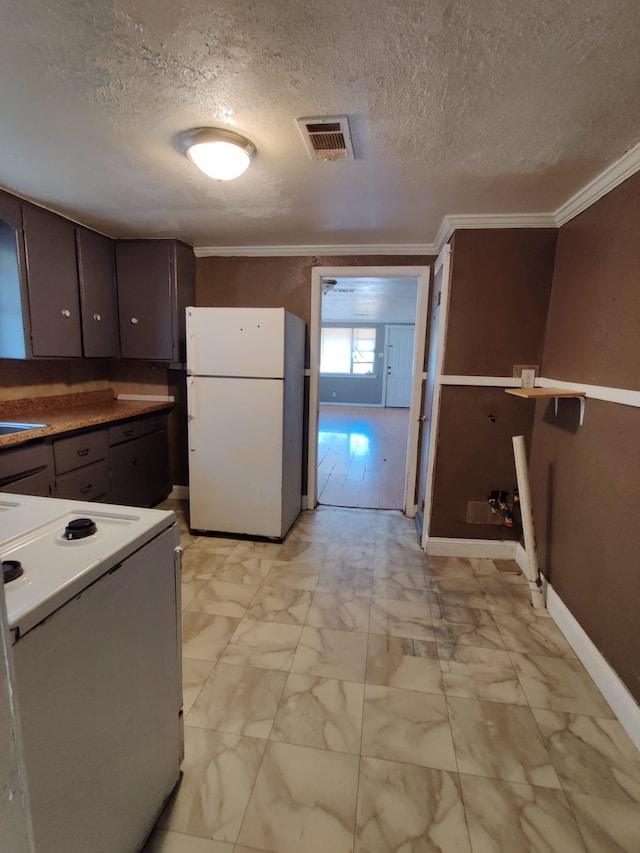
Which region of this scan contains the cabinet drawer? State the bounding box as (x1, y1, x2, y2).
(141, 413, 168, 435)
(0, 442, 52, 484)
(109, 420, 142, 446)
(0, 469, 52, 498)
(55, 459, 111, 502)
(54, 429, 108, 475)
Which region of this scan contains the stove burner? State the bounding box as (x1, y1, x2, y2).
(3, 560, 24, 583)
(63, 518, 97, 540)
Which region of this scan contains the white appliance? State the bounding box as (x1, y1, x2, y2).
(0, 493, 183, 853)
(186, 307, 305, 538)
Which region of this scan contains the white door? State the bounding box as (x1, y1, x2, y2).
(186, 307, 286, 378)
(188, 376, 285, 537)
(414, 245, 452, 544)
(385, 325, 415, 407)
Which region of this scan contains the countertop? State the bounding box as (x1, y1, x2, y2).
(0, 389, 174, 449)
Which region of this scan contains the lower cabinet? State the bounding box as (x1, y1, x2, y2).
(53, 428, 111, 502)
(0, 443, 54, 497)
(110, 415, 170, 508)
(55, 460, 111, 502)
(0, 413, 171, 507)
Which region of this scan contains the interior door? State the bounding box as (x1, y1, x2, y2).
(414, 245, 451, 541)
(385, 325, 415, 407)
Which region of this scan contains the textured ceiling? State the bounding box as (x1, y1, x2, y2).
(0, 0, 639, 247)
(322, 277, 418, 324)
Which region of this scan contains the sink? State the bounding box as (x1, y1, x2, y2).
(0, 422, 48, 436)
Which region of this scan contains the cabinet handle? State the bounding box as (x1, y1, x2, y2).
(130, 317, 139, 325)
(80, 484, 92, 495)
(123, 429, 134, 437)
(77, 448, 90, 457)
(93, 313, 102, 322)
(61, 309, 71, 318)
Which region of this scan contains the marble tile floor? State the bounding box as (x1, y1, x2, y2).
(145, 502, 640, 853)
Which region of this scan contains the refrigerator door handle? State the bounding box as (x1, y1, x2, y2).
(187, 377, 196, 451)
(187, 331, 197, 375)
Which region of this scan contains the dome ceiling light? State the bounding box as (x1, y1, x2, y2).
(179, 127, 256, 181)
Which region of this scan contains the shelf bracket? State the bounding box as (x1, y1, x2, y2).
(554, 395, 585, 426)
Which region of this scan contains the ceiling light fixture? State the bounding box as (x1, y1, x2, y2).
(179, 127, 256, 181)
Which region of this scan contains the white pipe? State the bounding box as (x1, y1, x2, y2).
(512, 435, 545, 609)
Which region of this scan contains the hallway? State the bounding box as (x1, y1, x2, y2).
(317, 405, 410, 510)
(146, 502, 640, 853)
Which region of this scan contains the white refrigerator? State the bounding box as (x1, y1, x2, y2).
(186, 307, 306, 538)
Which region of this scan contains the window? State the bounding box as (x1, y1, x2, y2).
(320, 326, 376, 375)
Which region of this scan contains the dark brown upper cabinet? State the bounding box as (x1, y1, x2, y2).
(0, 190, 120, 360)
(76, 227, 119, 358)
(115, 239, 195, 363)
(22, 204, 83, 357)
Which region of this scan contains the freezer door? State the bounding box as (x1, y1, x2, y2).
(186, 307, 286, 378)
(188, 377, 285, 537)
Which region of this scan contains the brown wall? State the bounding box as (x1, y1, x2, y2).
(430, 230, 556, 539)
(530, 172, 640, 702)
(541, 171, 640, 389)
(444, 230, 557, 375)
(0, 358, 111, 401)
(196, 255, 433, 346)
(431, 386, 535, 538)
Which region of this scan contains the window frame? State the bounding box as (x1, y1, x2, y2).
(320, 324, 378, 377)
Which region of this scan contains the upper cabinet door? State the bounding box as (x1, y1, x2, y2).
(0, 191, 31, 359)
(23, 205, 82, 357)
(77, 228, 119, 358)
(116, 240, 175, 361)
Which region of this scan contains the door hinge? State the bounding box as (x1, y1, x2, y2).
(437, 291, 442, 306)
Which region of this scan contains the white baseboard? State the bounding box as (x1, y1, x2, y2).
(515, 542, 529, 575)
(546, 584, 640, 752)
(169, 485, 189, 500)
(430, 538, 640, 747)
(425, 537, 517, 559)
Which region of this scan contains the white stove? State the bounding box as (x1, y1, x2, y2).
(1, 493, 183, 853)
(1, 493, 176, 637)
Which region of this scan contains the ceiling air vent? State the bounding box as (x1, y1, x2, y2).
(297, 115, 355, 161)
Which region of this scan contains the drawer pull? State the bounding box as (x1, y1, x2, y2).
(77, 448, 90, 457)
(61, 309, 71, 318)
(80, 484, 92, 495)
(130, 317, 139, 325)
(124, 429, 134, 437)
(93, 313, 102, 322)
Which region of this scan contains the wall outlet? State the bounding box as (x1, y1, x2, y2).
(521, 369, 536, 388)
(513, 364, 538, 386)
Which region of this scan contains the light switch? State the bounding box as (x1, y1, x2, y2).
(521, 369, 535, 388)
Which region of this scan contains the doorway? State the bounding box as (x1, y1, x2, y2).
(308, 266, 431, 515)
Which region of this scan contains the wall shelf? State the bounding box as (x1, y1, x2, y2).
(505, 387, 586, 425)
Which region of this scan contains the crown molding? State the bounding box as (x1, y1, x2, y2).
(434, 213, 557, 252)
(445, 213, 557, 230)
(194, 142, 640, 258)
(554, 141, 640, 226)
(194, 243, 438, 258)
